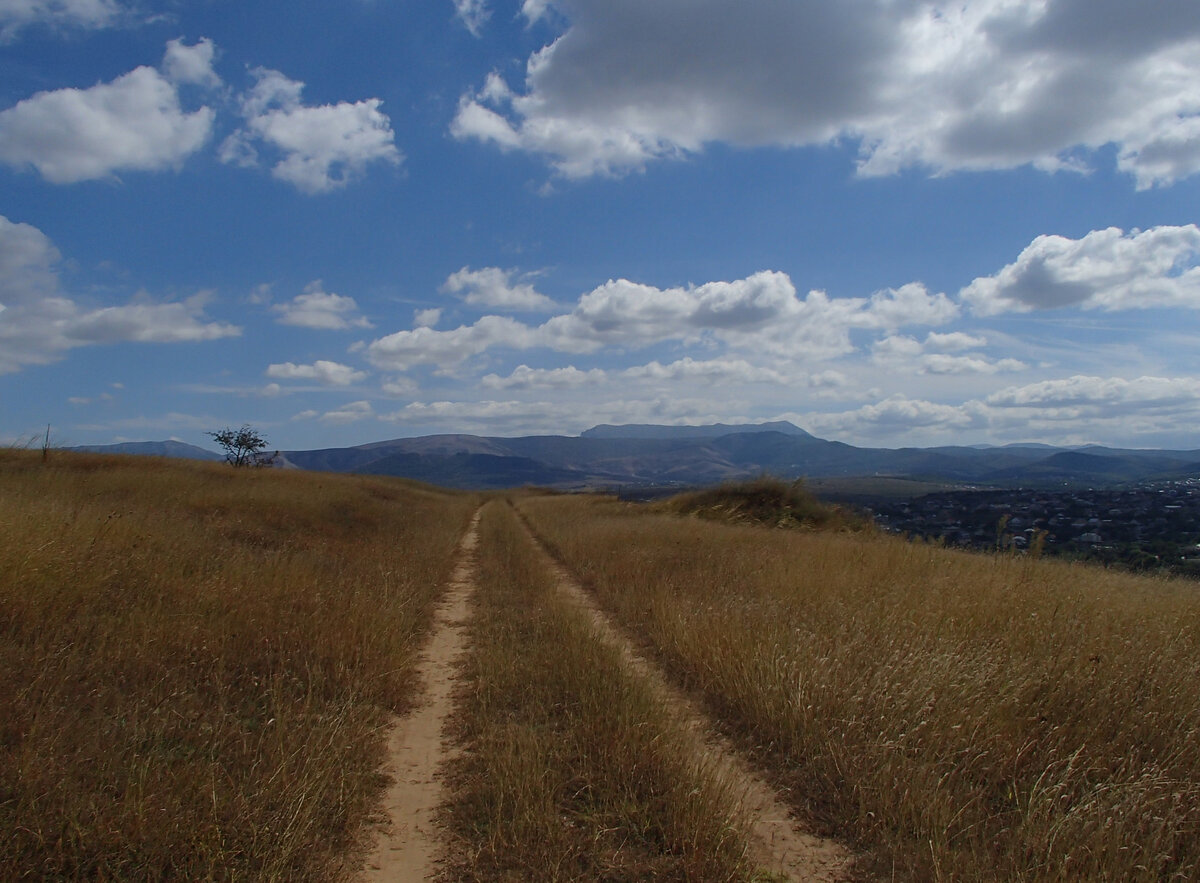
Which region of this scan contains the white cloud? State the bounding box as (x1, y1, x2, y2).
(222, 67, 402, 194)
(0, 41, 216, 183)
(368, 269, 957, 371)
(0, 0, 124, 41)
(621, 357, 788, 385)
(320, 400, 374, 424)
(542, 273, 957, 359)
(379, 395, 725, 435)
(442, 266, 556, 311)
(986, 375, 1200, 414)
(162, 36, 221, 88)
(520, 0, 553, 25)
(265, 360, 367, 386)
(481, 364, 606, 390)
(64, 294, 240, 343)
(871, 334, 1026, 375)
(0, 215, 239, 373)
(924, 331, 989, 352)
(272, 281, 372, 330)
(807, 395, 985, 441)
(452, 0, 1200, 186)
(414, 308, 442, 328)
(367, 314, 540, 370)
(962, 225, 1200, 315)
(453, 0, 489, 36)
(381, 375, 418, 397)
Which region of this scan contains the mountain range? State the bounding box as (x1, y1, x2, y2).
(74, 423, 1200, 491)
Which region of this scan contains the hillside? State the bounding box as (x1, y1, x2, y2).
(78, 423, 1200, 490)
(6, 450, 1200, 881)
(277, 423, 1200, 490)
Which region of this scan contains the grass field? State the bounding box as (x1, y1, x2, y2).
(0, 450, 476, 880)
(518, 491, 1200, 882)
(6, 453, 1199, 881)
(440, 500, 755, 880)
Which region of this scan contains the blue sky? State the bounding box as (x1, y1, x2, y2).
(2, 0, 1200, 452)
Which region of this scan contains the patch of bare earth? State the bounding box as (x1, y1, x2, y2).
(361, 511, 480, 881)
(514, 508, 858, 883)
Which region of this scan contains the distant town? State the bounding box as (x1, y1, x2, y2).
(865, 479, 1200, 579)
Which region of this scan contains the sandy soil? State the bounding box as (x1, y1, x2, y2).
(513, 506, 858, 883)
(360, 511, 480, 881)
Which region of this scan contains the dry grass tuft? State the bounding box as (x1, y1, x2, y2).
(659, 476, 870, 532)
(0, 450, 476, 880)
(519, 493, 1200, 882)
(441, 501, 755, 881)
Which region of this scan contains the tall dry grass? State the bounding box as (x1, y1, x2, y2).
(518, 493, 1200, 881)
(0, 450, 476, 880)
(441, 501, 755, 881)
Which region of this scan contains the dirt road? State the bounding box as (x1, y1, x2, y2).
(512, 505, 857, 883)
(361, 511, 479, 881)
(363, 504, 855, 881)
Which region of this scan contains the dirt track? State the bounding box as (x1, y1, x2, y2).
(511, 506, 857, 883)
(363, 504, 856, 881)
(361, 511, 479, 881)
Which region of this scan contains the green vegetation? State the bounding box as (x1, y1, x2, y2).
(658, 476, 870, 532)
(0, 450, 476, 880)
(441, 501, 753, 880)
(519, 492, 1200, 882)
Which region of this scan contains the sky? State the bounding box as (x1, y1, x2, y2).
(2, 0, 1200, 453)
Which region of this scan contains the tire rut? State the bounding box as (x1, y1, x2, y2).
(512, 504, 858, 883)
(361, 509, 480, 882)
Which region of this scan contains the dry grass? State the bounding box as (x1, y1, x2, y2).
(517, 493, 1200, 882)
(0, 450, 476, 881)
(658, 476, 870, 532)
(440, 500, 755, 881)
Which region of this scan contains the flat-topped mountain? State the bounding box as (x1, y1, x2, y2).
(581, 420, 814, 440)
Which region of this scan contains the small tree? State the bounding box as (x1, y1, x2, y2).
(208, 425, 274, 467)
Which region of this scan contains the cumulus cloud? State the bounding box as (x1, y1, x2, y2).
(271, 281, 372, 330)
(621, 357, 789, 385)
(414, 308, 442, 328)
(807, 394, 985, 441)
(541, 273, 957, 359)
(0, 215, 239, 373)
(368, 269, 957, 371)
(163, 36, 221, 88)
(0, 40, 217, 183)
(453, 0, 489, 36)
(265, 360, 367, 386)
(442, 266, 557, 311)
(381, 375, 418, 397)
(367, 314, 540, 370)
(986, 375, 1200, 414)
(379, 395, 723, 435)
(0, 0, 124, 41)
(872, 333, 1026, 375)
(221, 67, 402, 194)
(319, 400, 374, 424)
(453, 0, 1200, 186)
(962, 225, 1200, 315)
(481, 364, 606, 390)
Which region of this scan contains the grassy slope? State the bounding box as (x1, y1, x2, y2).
(441, 501, 754, 881)
(0, 450, 476, 881)
(518, 493, 1200, 882)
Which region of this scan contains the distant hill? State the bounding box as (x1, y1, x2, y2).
(581, 420, 813, 440)
(70, 440, 224, 461)
(82, 424, 1200, 491)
